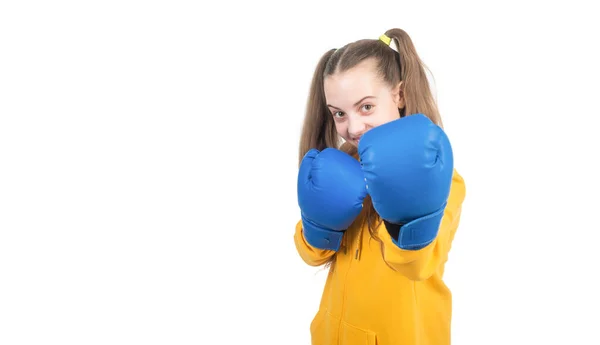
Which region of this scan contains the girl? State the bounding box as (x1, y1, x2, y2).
(294, 28, 467, 345)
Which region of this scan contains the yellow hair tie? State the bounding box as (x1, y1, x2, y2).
(379, 34, 391, 46)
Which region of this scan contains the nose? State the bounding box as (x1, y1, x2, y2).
(347, 116, 366, 138)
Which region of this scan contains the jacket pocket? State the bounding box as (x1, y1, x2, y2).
(310, 311, 378, 345)
(310, 310, 337, 345)
(339, 320, 378, 345)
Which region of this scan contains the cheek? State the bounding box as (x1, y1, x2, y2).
(334, 121, 349, 138)
(371, 104, 400, 127)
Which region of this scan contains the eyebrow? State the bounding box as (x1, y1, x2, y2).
(327, 96, 376, 110)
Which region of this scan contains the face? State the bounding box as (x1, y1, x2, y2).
(324, 58, 404, 147)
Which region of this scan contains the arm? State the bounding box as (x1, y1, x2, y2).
(293, 219, 338, 267)
(378, 171, 466, 281)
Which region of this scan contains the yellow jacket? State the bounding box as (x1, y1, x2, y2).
(294, 170, 466, 345)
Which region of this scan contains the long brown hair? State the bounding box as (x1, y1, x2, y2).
(298, 28, 442, 267)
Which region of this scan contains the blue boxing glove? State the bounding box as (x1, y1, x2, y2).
(298, 148, 368, 251)
(358, 114, 454, 250)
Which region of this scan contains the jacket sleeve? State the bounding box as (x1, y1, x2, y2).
(293, 220, 337, 267)
(378, 170, 466, 281)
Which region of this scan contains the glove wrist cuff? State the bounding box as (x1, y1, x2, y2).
(390, 203, 447, 250)
(301, 215, 344, 251)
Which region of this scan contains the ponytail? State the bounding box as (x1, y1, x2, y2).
(384, 28, 443, 128)
(298, 49, 340, 166)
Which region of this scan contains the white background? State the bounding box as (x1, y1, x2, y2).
(1, 0, 599, 344)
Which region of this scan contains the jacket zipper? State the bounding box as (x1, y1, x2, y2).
(337, 232, 357, 343)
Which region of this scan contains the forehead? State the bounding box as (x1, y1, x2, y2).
(324, 59, 385, 105)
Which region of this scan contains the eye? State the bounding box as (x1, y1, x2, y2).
(362, 104, 373, 112)
(333, 111, 345, 118)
